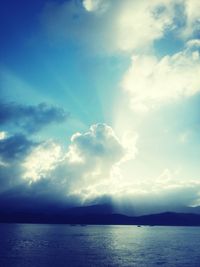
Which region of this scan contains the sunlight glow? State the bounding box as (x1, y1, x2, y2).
(23, 142, 61, 182)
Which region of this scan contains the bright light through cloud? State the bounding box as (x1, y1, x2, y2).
(23, 142, 62, 182)
(0, 0, 200, 217)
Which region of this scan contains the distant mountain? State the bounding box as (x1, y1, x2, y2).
(136, 212, 200, 226)
(66, 203, 114, 215)
(113, 204, 200, 216)
(1, 208, 200, 226)
(178, 206, 200, 214)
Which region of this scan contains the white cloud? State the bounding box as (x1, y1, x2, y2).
(83, 0, 109, 13)
(41, 0, 177, 53)
(23, 141, 62, 182)
(0, 124, 136, 204)
(111, 0, 175, 52)
(0, 131, 7, 140)
(16, 123, 136, 202)
(122, 46, 200, 111)
(51, 123, 133, 199)
(1, 128, 200, 212)
(40, 1, 200, 207)
(83, 0, 99, 11)
(181, 0, 200, 38)
(186, 39, 200, 48)
(41, 0, 200, 54)
(68, 123, 125, 164)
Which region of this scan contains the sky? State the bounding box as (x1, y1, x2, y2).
(0, 0, 200, 215)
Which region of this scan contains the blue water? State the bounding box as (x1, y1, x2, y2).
(0, 224, 199, 267)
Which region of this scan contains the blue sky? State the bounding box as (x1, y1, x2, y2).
(0, 0, 200, 215)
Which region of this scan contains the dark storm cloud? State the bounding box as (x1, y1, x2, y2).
(0, 132, 76, 209)
(0, 102, 69, 133)
(0, 133, 36, 161)
(0, 182, 78, 213)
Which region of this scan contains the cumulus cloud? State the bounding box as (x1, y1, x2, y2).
(122, 45, 200, 111)
(0, 102, 69, 133)
(0, 125, 199, 214)
(68, 123, 125, 164)
(0, 124, 135, 210)
(47, 123, 129, 199)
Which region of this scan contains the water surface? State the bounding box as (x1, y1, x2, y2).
(0, 223, 199, 266)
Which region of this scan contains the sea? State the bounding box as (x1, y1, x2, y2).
(0, 223, 199, 267)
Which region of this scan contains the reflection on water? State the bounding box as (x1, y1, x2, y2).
(0, 223, 200, 267)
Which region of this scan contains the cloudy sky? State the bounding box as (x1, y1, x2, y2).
(0, 0, 200, 215)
